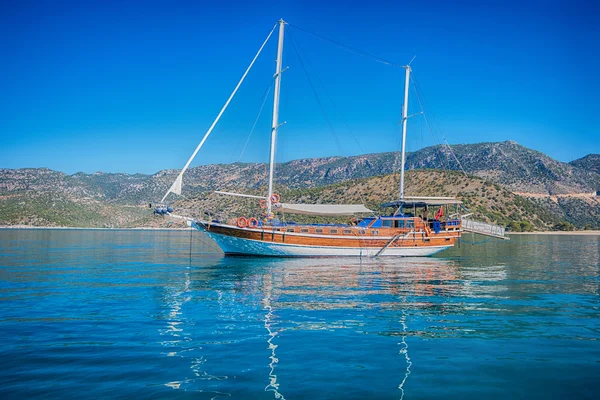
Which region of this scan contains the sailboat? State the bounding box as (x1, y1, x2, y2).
(159, 19, 466, 257)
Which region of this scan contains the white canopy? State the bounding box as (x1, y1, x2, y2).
(276, 203, 373, 216)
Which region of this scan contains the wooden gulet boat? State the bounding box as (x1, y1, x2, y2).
(192, 201, 463, 257)
(159, 19, 467, 257)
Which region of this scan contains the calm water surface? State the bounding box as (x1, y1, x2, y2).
(0, 229, 598, 399)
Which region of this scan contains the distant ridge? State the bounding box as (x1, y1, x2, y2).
(569, 154, 600, 176)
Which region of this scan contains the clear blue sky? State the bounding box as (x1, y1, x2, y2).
(1, 0, 598, 174)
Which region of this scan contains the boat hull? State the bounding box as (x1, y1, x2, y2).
(193, 221, 456, 257)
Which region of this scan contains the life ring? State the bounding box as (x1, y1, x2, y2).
(259, 199, 268, 209)
(248, 217, 259, 228)
(270, 193, 280, 204)
(236, 217, 248, 228)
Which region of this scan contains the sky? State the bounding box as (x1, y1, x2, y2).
(1, 0, 599, 174)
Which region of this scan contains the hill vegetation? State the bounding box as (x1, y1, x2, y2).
(174, 170, 562, 231)
(1, 141, 599, 230)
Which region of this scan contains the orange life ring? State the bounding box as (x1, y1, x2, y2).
(259, 199, 268, 209)
(248, 217, 259, 228)
(270, 193, 280, 204)
(236, 217, 248, 228)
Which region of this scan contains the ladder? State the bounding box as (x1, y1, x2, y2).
(373, 231, 412, 257)
(461, 217, 509, 240)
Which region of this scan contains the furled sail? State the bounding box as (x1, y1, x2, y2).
(276, 203, 372, 216)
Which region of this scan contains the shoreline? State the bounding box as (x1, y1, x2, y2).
(1, 226, 599, 235)
(508, 230, 600, 235)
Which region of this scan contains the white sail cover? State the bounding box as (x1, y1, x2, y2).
(166, 174, 183, 198)
(276, 203, 373, 216)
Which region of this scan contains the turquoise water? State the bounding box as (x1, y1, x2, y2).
(0, 229, 598, 399)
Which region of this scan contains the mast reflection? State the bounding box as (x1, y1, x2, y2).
(263, 273, 286, 399)
(157, 254, 504, 397)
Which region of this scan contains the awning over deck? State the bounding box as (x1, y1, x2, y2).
(276, 203, 373, 216)
(381, 196, 462, 208)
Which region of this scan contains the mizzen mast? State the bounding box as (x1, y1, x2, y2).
(267, 19, 286, 216)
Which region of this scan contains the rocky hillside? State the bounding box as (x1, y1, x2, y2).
(407, 141, 600, 194)
(3, 142, 598, 203)
(161, 141, 600, 196)
(0, 169, 148, 227)
(569, 154, 600, 176)
(173, 170, 562, 231)
(1, 142, 600, 229)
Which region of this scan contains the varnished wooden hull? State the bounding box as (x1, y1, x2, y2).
(194, 220, 461, 257)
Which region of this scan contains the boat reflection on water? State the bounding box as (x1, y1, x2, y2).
(253, 257, 466, 399)
(157, 255, 509, 397)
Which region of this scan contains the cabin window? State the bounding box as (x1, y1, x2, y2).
(371, 230, 379, 235)
(445, 238, 451, 241)
(301, 228, 309, 233)
(342, 229, 352, 234)
(330, 229, 338, 234)
(406, 220, 414, 228)
(286, 228, 295, 233)
(382, 219, 393, 228)
(395, 220, 405, 228)
(424, 238, 430, 242)
(358, 229, 366, 235)
(315, 228, 324, 234)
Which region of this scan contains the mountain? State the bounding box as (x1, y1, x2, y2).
(407, 141, 600, 194)
(0, 169, 148, 227)
(569, 154, 600, 176)
(172, 170, 563, 231)
(165, 141, 600, 195)
(1, 141, 600, 229)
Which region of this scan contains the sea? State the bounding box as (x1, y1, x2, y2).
(0, 229, 598, 399)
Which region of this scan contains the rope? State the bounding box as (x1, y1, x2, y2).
(192, 233, 223, 254)
(288, 24, 402, 67)
(471, 238, 492, 245)
(461, 234, 493, 246)
(189, 226, 193, 265)
(410, 74, 450, 172)
(411, 73, 468, 179)
(443, 137, 468, 178)
(235, 80, 273, 162)
(288, 30, 373, 214)
(288, 30, 365, 155)
(288, 31, 343, 154)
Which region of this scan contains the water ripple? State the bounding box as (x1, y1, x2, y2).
(0, 229, 598, 399)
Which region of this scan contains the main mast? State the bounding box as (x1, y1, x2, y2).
(399, 65, 411, 200)
(267, 19, 285, 216)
